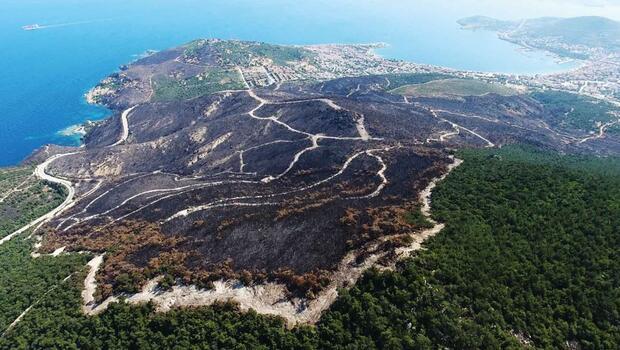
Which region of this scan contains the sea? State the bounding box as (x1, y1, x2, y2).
(0, 0, 587, 166)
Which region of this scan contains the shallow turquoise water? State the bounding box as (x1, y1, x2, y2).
(0, 0, 578, 165)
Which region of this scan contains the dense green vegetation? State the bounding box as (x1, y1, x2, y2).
(0, 167, 66, 239)
(403, 208, 434, 229)
(2, 276, 317, 349)
(0, 238, 88, 334)
(152, 68, 246, 102)
(183, 39, 314, 67)
(531, 90, 619, 134)
(1, 146, 618, 349)
(182, 39, 209, 60)
(212, 40, 315, 66)
(319, 147, 620, 349)
(391, 78, 519, 97)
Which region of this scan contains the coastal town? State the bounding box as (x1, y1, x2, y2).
(85, 30, 620, 112)
(198, 39, 620, 106)
(457, 16, 620, 104)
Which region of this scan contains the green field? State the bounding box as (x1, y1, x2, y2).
(380, 73, 454, 91)
(152, 68, 247, 102)
(391, 78, 520, 97)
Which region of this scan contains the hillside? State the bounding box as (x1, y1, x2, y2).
(459, 15, 620, 59)
(1, 38, 619, 348)
(2, 146, 618, 349)
(22, 40, 620, 315)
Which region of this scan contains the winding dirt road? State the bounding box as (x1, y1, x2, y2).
(64, 88, 387, 226)
(79, 155, 463, 326)
(426, 108, 495, 147)
(109, 105, 138, 147)
(578, 119, 620, 144)
(0, 152, 79, 246)
(7, 87, 468, 327)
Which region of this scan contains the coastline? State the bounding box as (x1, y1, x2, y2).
(497, 35, 585, 73)
(58, 124, 87, 138)
(3, 33, 594, 168)
(17, 98, 110, 166)
(56, 118, 102, 143)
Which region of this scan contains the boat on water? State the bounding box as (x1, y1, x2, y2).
(22, 24, 43, 31)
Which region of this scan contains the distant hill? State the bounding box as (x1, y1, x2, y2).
(459, 15, 620, 58)
(457, 15, 515, 31)
(523, 16, 620, 50)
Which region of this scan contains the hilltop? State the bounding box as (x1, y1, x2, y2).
(5, 39, 612, 325)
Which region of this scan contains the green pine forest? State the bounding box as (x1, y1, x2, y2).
(1, 145, 618, 349)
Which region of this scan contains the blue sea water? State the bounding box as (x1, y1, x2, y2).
(1, 0, 579, 166)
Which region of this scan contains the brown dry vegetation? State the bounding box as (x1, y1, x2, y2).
(40, 218, 354, 299)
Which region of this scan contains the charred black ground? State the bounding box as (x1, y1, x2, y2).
(30, 40, 620, 299)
